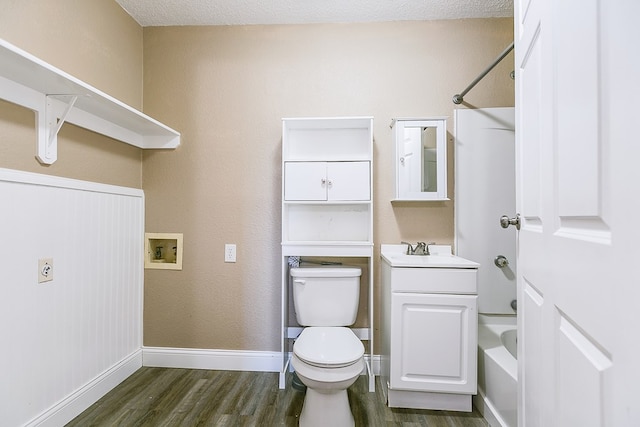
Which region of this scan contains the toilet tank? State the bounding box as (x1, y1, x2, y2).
(291, 266, 362, 327)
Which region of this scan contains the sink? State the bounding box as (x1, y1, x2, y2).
(381, 244, 479, 268)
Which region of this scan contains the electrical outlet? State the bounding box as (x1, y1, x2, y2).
(38, 258, 53, 283)
(225, 244, 236, 263)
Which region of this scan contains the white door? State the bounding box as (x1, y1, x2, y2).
(515, 0, 640, 426)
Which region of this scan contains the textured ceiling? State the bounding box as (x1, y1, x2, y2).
(116, 0, 514, 27)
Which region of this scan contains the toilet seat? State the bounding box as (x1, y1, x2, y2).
(294, 327, 364, 368)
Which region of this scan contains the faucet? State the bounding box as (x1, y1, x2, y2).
(401, 241, 416, 255)
(401, 241, 436, 255)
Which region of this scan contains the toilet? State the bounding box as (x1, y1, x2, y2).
(290, 266, 365, 427)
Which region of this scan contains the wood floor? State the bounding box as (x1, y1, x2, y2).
(67, 368, 489, 426)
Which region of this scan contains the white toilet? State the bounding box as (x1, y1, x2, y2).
(290, 266, 365, 427)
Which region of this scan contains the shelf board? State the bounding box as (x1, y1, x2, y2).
(0, 38, 180, 163)
(283, 200, 371, 205)
(282, 242, 373, 257)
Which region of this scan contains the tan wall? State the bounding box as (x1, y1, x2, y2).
(0, 0, 144, 188)
(142, 19, 515, 352)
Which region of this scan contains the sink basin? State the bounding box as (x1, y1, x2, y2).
(381, 245, 479, 268)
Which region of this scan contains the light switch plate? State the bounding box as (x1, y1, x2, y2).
(38, 258, 53, 283)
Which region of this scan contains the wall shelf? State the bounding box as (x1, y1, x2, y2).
(0, 38, 180, 164)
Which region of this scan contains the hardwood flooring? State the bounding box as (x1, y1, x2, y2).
(67, 368, 489, 426)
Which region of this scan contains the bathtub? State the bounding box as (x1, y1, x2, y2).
(473, 315, 517, 427)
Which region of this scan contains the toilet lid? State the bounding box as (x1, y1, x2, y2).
(294, 327, 364, 368)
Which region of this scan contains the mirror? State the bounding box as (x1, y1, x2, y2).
(391, 118, 448, 201)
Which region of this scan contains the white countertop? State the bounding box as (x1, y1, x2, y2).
(380, 244, 480, 269)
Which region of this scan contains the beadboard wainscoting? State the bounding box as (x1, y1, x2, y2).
(0, 168, 144, 427)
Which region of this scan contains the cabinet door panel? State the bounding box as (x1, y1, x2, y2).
(327, 161, 370, 201)
(390, 293, 477, 394)
(284, 162, 327, 201)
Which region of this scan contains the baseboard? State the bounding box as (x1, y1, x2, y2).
(143, 347, 283, 372)
(27, 350, 142, 427)
(143, 347, 382, 376)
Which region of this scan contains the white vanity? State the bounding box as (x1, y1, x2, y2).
(380, 244, 479, 411)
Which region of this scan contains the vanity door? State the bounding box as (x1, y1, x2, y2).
(390, 293, 477, 394)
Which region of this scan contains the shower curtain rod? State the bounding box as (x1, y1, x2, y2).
(452, 41, 514, 104)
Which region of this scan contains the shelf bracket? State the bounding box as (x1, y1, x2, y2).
(37, 94, 78, 165)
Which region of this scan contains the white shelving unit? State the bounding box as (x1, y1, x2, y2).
(280, 116, 375, 392)
(0, 38, 180, 164)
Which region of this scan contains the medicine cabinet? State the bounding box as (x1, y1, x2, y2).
(391, 118, 448, 201)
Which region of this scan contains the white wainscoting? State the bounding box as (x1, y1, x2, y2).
(0, 168, 144, 427)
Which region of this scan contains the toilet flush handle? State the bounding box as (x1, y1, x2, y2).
(293, 279, 306, 285)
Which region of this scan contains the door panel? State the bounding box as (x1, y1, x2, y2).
(555, 0, 600, 219)
(556, 313, 612, 427)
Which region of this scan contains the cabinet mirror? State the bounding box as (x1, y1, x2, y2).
(391, 118, 448, 201)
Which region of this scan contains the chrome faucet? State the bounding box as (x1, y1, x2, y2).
(401, 241, 416, 255)
(401, 241, 436, 255)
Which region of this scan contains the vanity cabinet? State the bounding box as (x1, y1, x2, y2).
(380, 244, 479, 411)
(280, 117, 375, 392)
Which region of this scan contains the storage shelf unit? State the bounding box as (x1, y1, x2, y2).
(280, 116, 375, 392)
(0, 38, 180, 164)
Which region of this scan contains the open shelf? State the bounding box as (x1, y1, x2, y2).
(0, 38, 180, 164)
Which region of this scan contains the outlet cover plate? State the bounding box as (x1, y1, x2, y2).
(38, 258, 53, 283)
(225, 244, 236, 263)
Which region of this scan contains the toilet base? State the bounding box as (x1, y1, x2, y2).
(299, 388, 354, 427)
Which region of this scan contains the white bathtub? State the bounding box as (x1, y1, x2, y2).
(473, 315, 517, 427)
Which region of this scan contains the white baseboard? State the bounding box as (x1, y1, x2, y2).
(143, 347, 283, 372)
(27, 350, 142, 427)
(143, 346, 381, 376)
